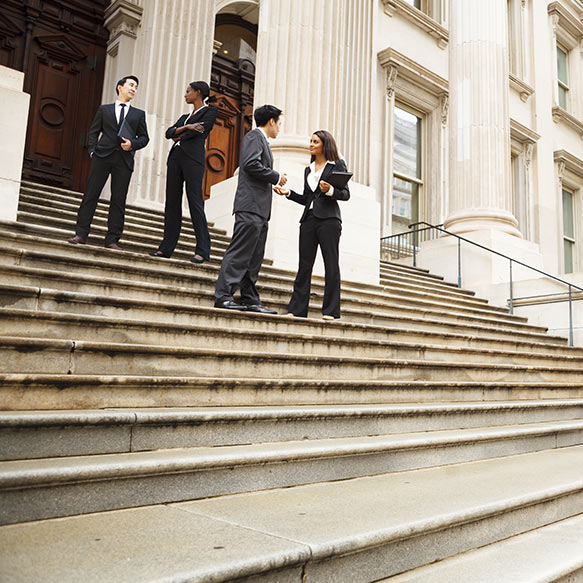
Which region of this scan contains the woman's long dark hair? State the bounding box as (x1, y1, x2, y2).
(189, 81, 218, 105)
(310, 130, 341, 162)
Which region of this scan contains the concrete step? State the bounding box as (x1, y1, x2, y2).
(0, 244, 551, 337)
(17, 209, 232, 256)
(382, 513, 583, 583)
(17, 199, 231, 245)
(2, 374, 583, 410)
(3, 335, 582, 381)
(0, 283, 570, 354)
(20, 181, 214, 230)
(0, 223, 504, 316)
(1, 446, 583, 581)
(2, 309, 581, 369)
(18, 187, 223, 237)
(2, 420, 583, 525)
(4, 400, 583, 461)
(2, 265, 564, 347)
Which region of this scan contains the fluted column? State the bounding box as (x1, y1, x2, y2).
(445, 0, 521, 237)
(254, 0, 345, 164)
(110, 0, 215, 208)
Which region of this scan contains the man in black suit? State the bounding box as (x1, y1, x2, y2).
(68, 75, 149, 250)
(214, 104, 287, 313)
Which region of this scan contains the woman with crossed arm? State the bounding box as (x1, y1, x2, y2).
(275, 130, 350, 320)
(150, 81, 217, 263)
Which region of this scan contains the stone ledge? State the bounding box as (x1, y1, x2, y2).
(381, 0, 449, 49)
(552, 106, 583, 139)
(509, 73, 535, 103)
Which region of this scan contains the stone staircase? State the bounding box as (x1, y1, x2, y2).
(0, 181, 582, 582)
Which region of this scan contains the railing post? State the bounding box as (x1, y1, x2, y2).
(569, 285, 574, 347)
(457, 238, 462, 288)
(509, 260, 513, 315)
(413, 231, 417, 267)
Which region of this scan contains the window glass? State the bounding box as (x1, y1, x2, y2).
(557, 45, 569, 109)
(393, 107, 422, 179)
(563, 189, 575, 274)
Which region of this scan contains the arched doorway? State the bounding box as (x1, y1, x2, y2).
(203, 1, 258, 199)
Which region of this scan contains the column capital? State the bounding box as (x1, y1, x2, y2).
(105, 0, 143, 43)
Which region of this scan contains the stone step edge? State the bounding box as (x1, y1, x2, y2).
(0, 282, 563, 346)
(382, 513, 583, 583)
(0, 269, 558, 344)
(3, 308, 581, 361)
(0, 223, 488, 305)
(2, 419, 583, 489)
(3, 335, 582, 374)
(3, 449, 583, 583)
(3, 399, 583, 428)
(2, 254, 538, 330)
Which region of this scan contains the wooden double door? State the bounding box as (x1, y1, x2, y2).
(0, 0, 108, 191)
(203, 55, 255, 199)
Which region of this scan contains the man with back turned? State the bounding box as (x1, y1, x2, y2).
(214, 104, 287, 313)
(68, 75, 149, 250)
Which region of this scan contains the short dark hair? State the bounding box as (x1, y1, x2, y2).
(116, 75, 139, 95)
(254, 104, 282, 128)
(311, 130, 341, 162)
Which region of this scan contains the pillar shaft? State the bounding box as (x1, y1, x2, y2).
(446, 0, 520, 237)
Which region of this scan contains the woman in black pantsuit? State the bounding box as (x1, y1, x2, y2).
(275, 130, 350, 320)
(150, 81, 217, 263)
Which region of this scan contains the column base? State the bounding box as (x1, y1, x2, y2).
(444, 209, 523, 239)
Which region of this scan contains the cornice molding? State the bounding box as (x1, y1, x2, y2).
(105, 0, 144, 43)
(552, 106, 583, 139)
(381, 0, 448, 49)
(548, 1, 583, 42)
(510, 119, 540, 144)
(378, 47, 448, 96)
(509, 73, 535, 103)
(554, 148, 583, 178)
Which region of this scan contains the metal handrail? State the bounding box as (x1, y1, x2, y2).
(381, 221, 583, 346)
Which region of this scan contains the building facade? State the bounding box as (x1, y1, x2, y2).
(1, 0, 583, 335)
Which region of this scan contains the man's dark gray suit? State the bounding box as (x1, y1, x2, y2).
(215, 128, 279, 306)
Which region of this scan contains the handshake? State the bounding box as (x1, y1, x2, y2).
(274, 173, 289, 196)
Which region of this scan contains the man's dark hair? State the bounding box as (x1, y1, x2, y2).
(116, 75, 140, 95)
(254, 104, 282, 128)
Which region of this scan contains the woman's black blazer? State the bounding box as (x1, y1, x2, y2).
(287, 159, 350, 223)
(165, 106, 217, 165)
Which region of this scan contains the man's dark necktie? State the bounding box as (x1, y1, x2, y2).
(119, 103, 126, 128)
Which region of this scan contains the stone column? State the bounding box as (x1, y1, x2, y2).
(445, 0, 521, 237)
(250, 0, 379, 284)
(253, 0, 346, 165)
(0, 66, 30, 222)
(103, 0, 216, 209)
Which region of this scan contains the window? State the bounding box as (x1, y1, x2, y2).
(404, 0, 427, 12)
(392, 106, 423, 229)
(563, 188, 575, 273)
(557, 44, 569, 110)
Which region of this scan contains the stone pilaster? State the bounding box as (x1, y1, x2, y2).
(445, 0, 521, 237)
(0, 66, 30, 222)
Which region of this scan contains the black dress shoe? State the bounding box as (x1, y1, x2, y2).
(214, 299, 247, 311)
(150, 250, 170, 258)
(67, 235, 86, 244)
(191, 254, 206, 264)
(245, 304, 277, 314)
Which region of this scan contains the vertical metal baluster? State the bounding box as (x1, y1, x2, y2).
(397, 234, 401, 260)
(569, 286, 574, 347)
(509, 260, 513, 315)
(413, 231, 417, 267)
(457, 238, 462, 288)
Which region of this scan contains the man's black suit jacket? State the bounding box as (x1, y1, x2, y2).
(165, 106, 217, 165)
(87, 103, 149, 171)
(233, 129, 280, 221)
(287, 160, 351, 222)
